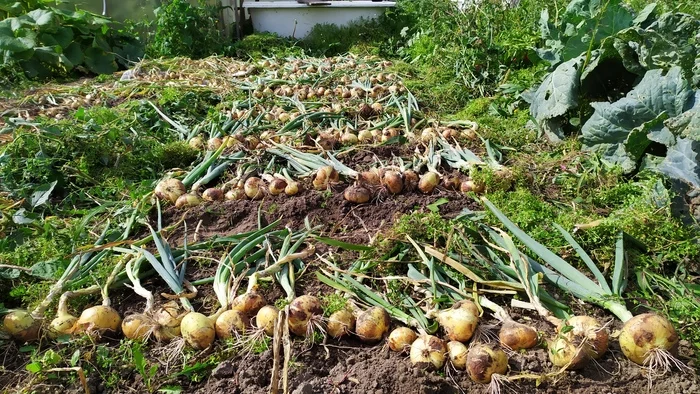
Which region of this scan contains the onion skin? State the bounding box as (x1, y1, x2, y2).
(288, 295, 323, 337)
(3, 310, 41, 342)
(48, 313, 78, 339)
(153, 302, 183, 342)
(466, 344, 509, 384)
(284, 181, 300, 196)
(558, 316, 608, 359)
(155, 179, 186, 204)
(268, 179, 287, 196)
(619, 313, 679, 365)
(181, 312, 216, 350)
(382, 171, 403, 194)
(313, 166, 339, 190)
(121, 314, 153, 341)
(244, 177, 265, 200)
(230, 292, 267, 316)
(225, 187, 246, 201)
(175, 193, 201, 208)
(73, 305, 122, 335)
(548, 336, 589, 370)
(358, 170, 382, 187)
(215, 310, 247, 339)
(403, 170, 419, 192)
(447, 341, 468, 370)
(202, 188, 224, 201)
(410, 335, 447, 370)
(499, 321, 539, 351)
(256, 305, 279, 336)
(437, 300, 479, 343)
(388, 327, 417, 353)
(344, 185, 371, 204)
(418, 172, 440, 194)
(327, 309, 356, 339)
(355, 307, 390, 343)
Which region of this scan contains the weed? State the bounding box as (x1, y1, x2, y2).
(320, 293, 347, 317)
(148, 0, 224, 59)
(133, 342, 158, 392)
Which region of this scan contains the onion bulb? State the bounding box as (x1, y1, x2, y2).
(255, 305, 279, 336)
(188, 136, 204, 150)
(499, 320, 538, 350)
(48, 312, 78, 339)
(548, 336, 589, 370)
(410, 335, 447, 370)
(202, 188, 224, 201)
(175, 193, 201, 208)
(558, 316, 608, 360)
(447, 341, 468, 370)
(225, 187, 246, 201)
(466, 344, 509, 383)
(388, 327, 417, 353)
(153, 302, 183, 342)
(441, 176, 461, 191)
(207, 137, 222, 151)
(3, 310, 41, 342)
(327, 309, 356, 339)
(358, 169, 382, 186)
(73, 305, 121, 335)
(460, 179, 484, 194)
(418, 172, 440, 194)
(215, 310, 247, 339)
(244, 177, 265, 200)
(121, 314, 153, 341)
(313, 166, 339, 190)
(358, 129, 373, 143)
(181, 312, 216, 349)
(355, 306, 390, 343)
(382, 171, 403, 194)
(403, 170, 419, 192)
(284, 181, 300, 196)
(341, 132, 358, 145)
(155, 178, 186, 204)
(437, 300, 479, 342)
(230, 291, 267, 316)
(268, 178, 287, 196)
(619, 313, 679, 366)
(288, 295, 323, 337)
(344, 185, 371, 204)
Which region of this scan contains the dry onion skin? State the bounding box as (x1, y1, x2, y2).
(327, 309, 356, 339)
(153, 302, 184, 342)
(466, 343, 509, 384)
(619, 313, 680, 366)
(548, 336, 589, 370)
(344, 185, 371, 204)
(3, 310, 41, 342)
(202, 188, 224, 201)
(255, 305, 279, 336)
(499, 320, 539, 351)
(382, 171, 403, 194)
(48, 312, 78, 339)
(288, 295, 324, 337)
(121, 314, 154, 341)
(181, 312, 216, 350)
(410, 335, 447, 370)
(215, 310, 247, 339)
(244, 177, 265, 200)
(175, 193, 201, 208)
(447, 340, 469, 370)
(418, 172, 440, 194)
(437, 300, 479, 343)
(155, 178, 186, 204)
(388, 327, 418, 353)
(558, 316, 608, 360)
(73, 305, 122, 336)
(230, 291, 267, 316)
(355, 306, 390, 343)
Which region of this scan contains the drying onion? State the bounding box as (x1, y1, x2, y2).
(388, 327, 417, 353)
(359, 169, 382, 186)
(73, 305, 121, 335)
(403, 170, 419, 192)
(466, 343, 509, 384)
(344, 185, 371, 204)
(288, 295, 323, 337)
(558, 316, 608, 360)
(175, 193, 201, 208)
(284, 181, 300, 196)
(155, 178, 186, 204)
(382, 171, 403, 194)
(3, 310, 41, 342)
(410, 335, 447, 370)
(341, 132, 358, 145)
(355, 306, 390, 343)
(418, 172, 440, 194)
(256, 305, 279, 336)
(225, 187, 246, 201)
(48, 311, 78, 339)
(358, 129, 373, 143)
(181, 312, 216, 350)
(548, 336, 589, 370)
(447, 340, 468, 370)
(153, 302, 183, 342)
(313, 166, 339, 190)
(619, 313, 679, 366)
(230, 291, 267, 316)
(244, 177, 265, 200)
(268, 178, 287, 196)
(121, 314, 153, 341)
(437, 300, 479, 342)
(327, 309, 356, 339)
(202, 188, 224, 201)
(207, 137, 222, 151)
(215, 310, 247, 339)
(188, 136, 204, 150)
(460, 179, 484, 194)
(499, 320, 538, 350)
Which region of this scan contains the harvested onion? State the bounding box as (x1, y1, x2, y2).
(410, 335, 447, 370)
(388, 327, 417, 353)
(447, 340, 469, 370)
(268, 178, 287, 196)
(466, 343, 508, 384)
(559, 316, 608, 360)
(48, 312, 78, 339)
(418, 172, 440, 194)
(215, 310, 247, 339)
(155, 178, 186, 204)
(403, 170, 419, 192)
(73, 305, 121, 336)
(327, 309, 356, 339)
(121, 314, 153, 341)
(382, 171, 403, 194)
(202, 188, 224, 201)
(313, 166, 339, 190)
(344, 185, 371, 204)
(181, 312, 216, 349)
(175, 193, 201, 208)
(355, 306, 390, 343)
(256, 305, 279, 336)
(230, 291, 267, 316)
(437, 300, 479, 342)
(288, 295, 323, 337)
(3, 310, 41, 342)
(619, 313, 679, 366)
(548, 336, 589, 370)
(499, 320, 538, 350)
(244, 177, 265, 200)
(284, 181, 300, 196)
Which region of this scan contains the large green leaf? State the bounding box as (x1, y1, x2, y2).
(26, 9, 55, 27)
(63, 41, 83, 66)
(0, 20, 36, 52)
(657, 138, 700, 188)
(84, 46, 116, 74)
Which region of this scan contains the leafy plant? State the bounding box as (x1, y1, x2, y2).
(133, 342, 158, 393)
(148, 0, 224, 59)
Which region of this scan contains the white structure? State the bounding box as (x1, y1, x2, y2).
(246, 0, 396, 39)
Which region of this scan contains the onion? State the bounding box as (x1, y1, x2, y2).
(358, 169, 382, 186)
(420, 128, 437, 142)
(619, 313, 679, 366)
(344, 185, 371, 204)
(48, 312, 78, 339)
(288, 295, 323, 337)
(3, 310, 41, 342)
(153, 302, 183, 342)
(181, 312, 216, 349)
(447, 340, 469, 370)
(388, 327, 417, 353)
(215, 310, 247, 339)
(341, 132, 358, 145)
(460, 179, 484, 194)
(121, 314, 154, 341)
(355, 306, 390, 343)
(202, 188, 224, 201)
(230, 291, 267, 316)
(188, 136, 204, 150)
(418, 172, 440, 194)
(268, 178, 287, 196)
(284, 181, 300, 196)
(207, 137, 222, 151)
(499, 320, 538, 350)
(441, 176, 461, 191)
(73, 305, 121, 335)
(225, 187, 246, 201)
(155, 178, 186, 204)
(403, 170, 419, 192)
(437, 300, 479, 342)
(466, 343, 509, 383)
(255, 305, 279, 336)
(327, 309, 356, 339)
(313, 166, 339, 190)
(410, 335, 447, 370)
(548, 336, 589, 370)
(244, 177, 265, 200)
(175, 193, 201, 208)
(358, 129, 373, 143)
(382, 171, 403, 194)
(558, 316, 608, 360)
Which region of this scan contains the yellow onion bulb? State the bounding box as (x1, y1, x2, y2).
(358, 129, 373, 143)
(447, 340, 469, 370)
(344, 185, 371, 204)
(355, 306, 390, 343)
(382, 171, 403, 194)
(288, 295, 323, 337)
(418, 172, 440, 194)
(155, 178, 186, 204)
(207, 137, 222, 151)
(437, 300, 479, 342)
(410, 335, 447, 370)
(358, 169, 382, 187)
(619, 313, 679, 366)
(175, 193, 201, 208)
(341, 132, 358, 145)
(48, 312, 78, 339)
(499, 320, 538, 351)
(73, 305, 121, 335)
(268, 179, 287, 196)
(548, 336, 589, 370)
(284, 181, 300, 196)
(230, 291, 267, 316)
(244, 177, 265, 200)
(3, 310, 41, 342)
(215, 310, 247, 339)
(441, 176, 461, 191)
(460, 179, 485, 194)
(313, 166, 339, 190)
(181, 312, 216, 350)
(153, 302, 183, 342)
(403, 170, 419, 192)
(558, 316, 608, 360)
(327, 309, 356, 339)
(188, 136, 204, 150)
(225, 187, 246, 201)
(388, 327, 417, 353)
(466, 344, 509, 384)
(121, 314, 154, 341)
(255, 305, 279, 336)
(202, 188, 224, 201)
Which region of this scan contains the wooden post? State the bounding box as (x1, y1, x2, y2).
(220, 0, 235, 38)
